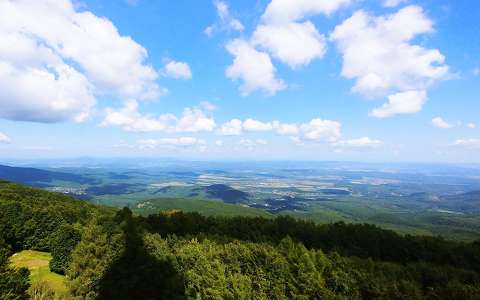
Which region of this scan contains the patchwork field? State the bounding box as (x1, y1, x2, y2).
(2, 161, 480, 241)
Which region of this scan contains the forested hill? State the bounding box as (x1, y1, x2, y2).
(0, 164, 95, 186)
(1, 181, 480, 299)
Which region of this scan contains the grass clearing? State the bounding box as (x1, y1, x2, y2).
(10, 250, 68, 297)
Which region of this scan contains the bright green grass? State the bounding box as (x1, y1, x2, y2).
(133, 197, 272, 218)
(10, 250, 68, 297)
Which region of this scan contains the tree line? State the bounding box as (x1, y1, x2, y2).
(0, 181, 479, 299)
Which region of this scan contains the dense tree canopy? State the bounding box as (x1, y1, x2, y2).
(0, 181, 479, 299)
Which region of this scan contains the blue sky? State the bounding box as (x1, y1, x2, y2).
(0, 0, 479, 162)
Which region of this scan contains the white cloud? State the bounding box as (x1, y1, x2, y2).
(217, 116, 381, 151)
(453, 139, 480, 150)
(0, 132, 11, 144)
(242, 119, 273, 132)
(100, 101, 215, 133)
(162, 61, 192, 80)
(215, 140, 224, 146)
(285, 119, 382, 150)
(205, 1, 244, 37)
(273, 122, 299, 135)
(0, 0, 161, 123)
(250, 0, 351, 70)
(215, 0, 229, 19)
(467, 123, 477, 129)
(261, 0, 352, 24)
(218, 118, 296, 135)
(332, 6, 448, 117)
(218, 118, 341, 142)
(0, 62, 95, 123)
(252, 21, 326, 69)
(474, 68, 480, 76)
(137, 137, 206, 149)
(217, 119, 243, 136)
(204, 26, 215, 37)
(226, 39, 286, 96)
(333, 137, 383, 149)
(298, 118, 342, 142)
(224, 0, 351, 95)
(199, 101, 217, 112)
(100, 100, 175, 132)
(370, 90, 427, 118)
(382, 0, 408, 8)
(431, 117, 454, 129)
(229, 19, 244, 32)
(175, 107, 216, 133)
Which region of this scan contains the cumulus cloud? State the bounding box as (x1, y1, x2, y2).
(370, 90, 427, 118)
(382, 0, 408, 8)
(175, 107, 216, 133)
(467, 123, 477, 129)
(331, 6, 448, 117)
(251, 0, 352, 70)
(288, 119, 382, 150)
(242, 119, 274, 132)
(0, 132, 11, 144)
(298, 118, 342, 142)
(261, 0, 352, 24)
(217, 116, 381, 151)
(272, 122, 299, 135)
(100, 101, 215, 133)
(217, 119, 243, 136)
(226, 39, 286, 96)
(217, 118, 297, 136)
(100, 100, 174, 132)
(0, 0, 161, 123)
(453, 139, 480, 150)
(225, 0, 351, 95)
(252, 21, 326, 69)
(218, 118, 341, 143)
(162, 60, 192, 80)
(205, 0, 244, 37)
(432, 117, 454, 129)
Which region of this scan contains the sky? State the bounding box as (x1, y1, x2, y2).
(0, 0, 479, 162)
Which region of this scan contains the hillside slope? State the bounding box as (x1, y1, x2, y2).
(1, 182, 479, 299)
(133, 197, 271, 217)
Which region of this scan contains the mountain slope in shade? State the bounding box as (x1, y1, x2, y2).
(203, 184, 249, 204)
(0, 164, 95, 187)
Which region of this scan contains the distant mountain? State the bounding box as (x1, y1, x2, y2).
(441, 191, 480, 213)
(203, 184, 249, 204)
(406, 192, 441, 203)
(0, 164, 96, 187)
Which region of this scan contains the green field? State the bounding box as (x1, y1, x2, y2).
(9, 250, 68, 297)
(133, 197, 273, 218)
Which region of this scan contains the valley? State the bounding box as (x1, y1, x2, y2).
(2, 160, 480, 241)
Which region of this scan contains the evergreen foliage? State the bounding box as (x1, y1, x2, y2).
(0, 181, 479, 299)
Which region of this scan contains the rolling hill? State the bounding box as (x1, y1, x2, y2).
(0, 164, 95, 187)
(133, 197, 271, 218)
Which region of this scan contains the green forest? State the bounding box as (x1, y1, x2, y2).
(1, 181, 480, 299)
